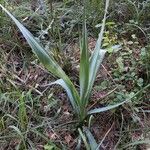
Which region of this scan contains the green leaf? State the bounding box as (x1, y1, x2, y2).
(108, 84, 150, 116)
(78, 128, 90, 150)
(85, 128, 98, 150)
(88, 100, 127, 115)
(79, 19, 89, 104)
(86, 0, 109, 102)
(3, 9, 63, 78)
(18, 92, 28, 130)
(46, 79, 80, 114)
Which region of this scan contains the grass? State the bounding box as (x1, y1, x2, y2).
(0, 0, 150, 149)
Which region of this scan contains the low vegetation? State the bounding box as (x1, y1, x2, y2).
(0, 0, 150, 149)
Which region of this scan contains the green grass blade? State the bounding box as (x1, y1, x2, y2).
(79, 20, 89, 103)
(123, 140, 150, 149)
(88, 100, 127, 115)
(18, 92, 28, 130)
(9, 125, 27, 149)
(0, 4, 80, 113)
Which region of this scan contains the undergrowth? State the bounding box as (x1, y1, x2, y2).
(0, 0, 150, 149)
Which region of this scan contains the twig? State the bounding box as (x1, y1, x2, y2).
(96, 122, 114, 150)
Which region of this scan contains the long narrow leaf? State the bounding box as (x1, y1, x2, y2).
(0, 4, 80, 113)
(9, 125, 27, 149)
(45, 79, 80, 114)
(78, 128, 90, 150)
(123, 140, 150, 149)
(85, 128, 98, 150)
(88, 100, 127, 115)
(79, 20, 89, 103)
(87, 0, 109, 101)
(88, 83, 150, 115)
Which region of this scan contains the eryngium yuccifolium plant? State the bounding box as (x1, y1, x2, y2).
(0, 0, 127, 123)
